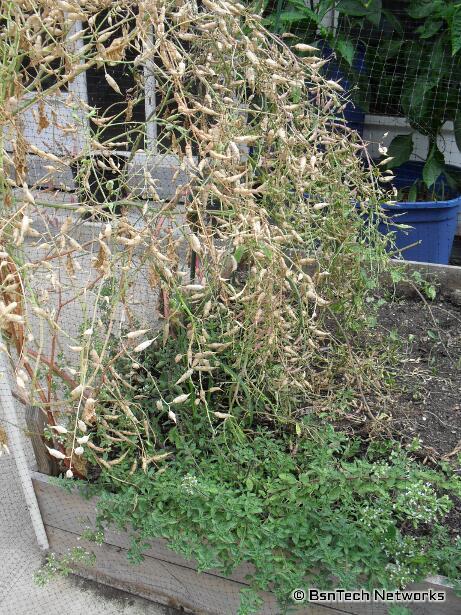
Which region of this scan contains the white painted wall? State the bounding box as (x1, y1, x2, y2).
(363, 114, 461, 233)
(363, 114, 461, 167)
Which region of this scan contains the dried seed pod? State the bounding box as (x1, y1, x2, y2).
(49, 425, 67, 434)
(127, 329, 150, 339)
(188, 234, 202, 254)
(175, 369, 193, 385)
(70, 384, 84, 400)
(294, 43, 318, 52)
(82, 398, 96, 424)
(134, 339, 155, 352)
(214, 412, 231, 419)
(46, 447, 66, 460)
(172, 393, 190, 404)
(105, 73, 122, 95)
(77, 420, 87, 432)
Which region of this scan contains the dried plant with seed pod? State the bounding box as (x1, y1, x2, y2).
(0, 0, 391, 473)
(0, 1, 431, 607)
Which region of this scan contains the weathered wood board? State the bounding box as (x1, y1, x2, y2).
(391, 259, 461, 293)
(25, 405, 59, 476)
(31, 472, 460, 615)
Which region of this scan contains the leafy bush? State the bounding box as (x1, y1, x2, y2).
(91, 422, 461, 613)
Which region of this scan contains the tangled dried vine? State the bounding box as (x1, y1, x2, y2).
(0, 0, 391, 475)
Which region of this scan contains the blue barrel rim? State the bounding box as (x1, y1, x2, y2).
(382, 195, 461, 211)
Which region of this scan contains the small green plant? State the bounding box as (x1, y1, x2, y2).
(81, 528, 105, 546)
(427, 328, 439, 341)
(388, 266, 437, 300)
(89, 424, 461, 613)
(34, 548, 96, 587)
(411, 270, 437, 300)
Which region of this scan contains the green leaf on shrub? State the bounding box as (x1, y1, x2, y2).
(264, 10, 316, 30)
(453, 8, 461, 55)
(337, 0, 381, 25)
(386, 134, 414, 169)
(336, 0, 369, 17)
(407, 0, 438, 20)
(416, 19, 443, 39)
(365, 3, 381, 27)
(336, 38, 355, 66)
(423, 145, 445, 188)
(234, 245, 246, 263)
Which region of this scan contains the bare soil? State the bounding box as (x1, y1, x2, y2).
(373, 292, 461, 536)
(376, 293, 461, 461)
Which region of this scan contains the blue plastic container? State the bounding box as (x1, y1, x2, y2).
(379, 161, 461, 264)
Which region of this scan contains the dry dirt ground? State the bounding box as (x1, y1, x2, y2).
(377, 295, 461, 459)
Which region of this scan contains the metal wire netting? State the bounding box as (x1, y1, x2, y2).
(264, 0, 461, 200)
(2, 2, 457, 614)
(0, 1, 389, 613)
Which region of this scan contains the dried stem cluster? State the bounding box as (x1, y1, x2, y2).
(0, 0, 391, 476)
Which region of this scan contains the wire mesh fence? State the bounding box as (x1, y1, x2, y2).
(264, 0, 461, 204)
(1, 2, 460, 614)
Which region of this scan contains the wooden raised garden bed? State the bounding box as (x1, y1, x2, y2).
(31, 472, 460, 615)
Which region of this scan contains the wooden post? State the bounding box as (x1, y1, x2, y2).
(24, 405, 59, 476)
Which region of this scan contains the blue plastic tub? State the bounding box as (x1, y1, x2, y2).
(379, 161, 461, 264)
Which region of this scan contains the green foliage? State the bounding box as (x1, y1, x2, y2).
(263, 0, 461, 196)
(336, 38, 355, 66)
(48, 475, 77, 494)
(423, 144, 446, 188)
(389, 267, 437, 300)
(90, 425, 461, 613)
(337, 0, 382, 26)
(407, 1, 439, 21)
(385, 134, 414, 170)
(411, 270, 437, 300)
(34, 548, 96, 586)
(452, 7, 461, 55)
